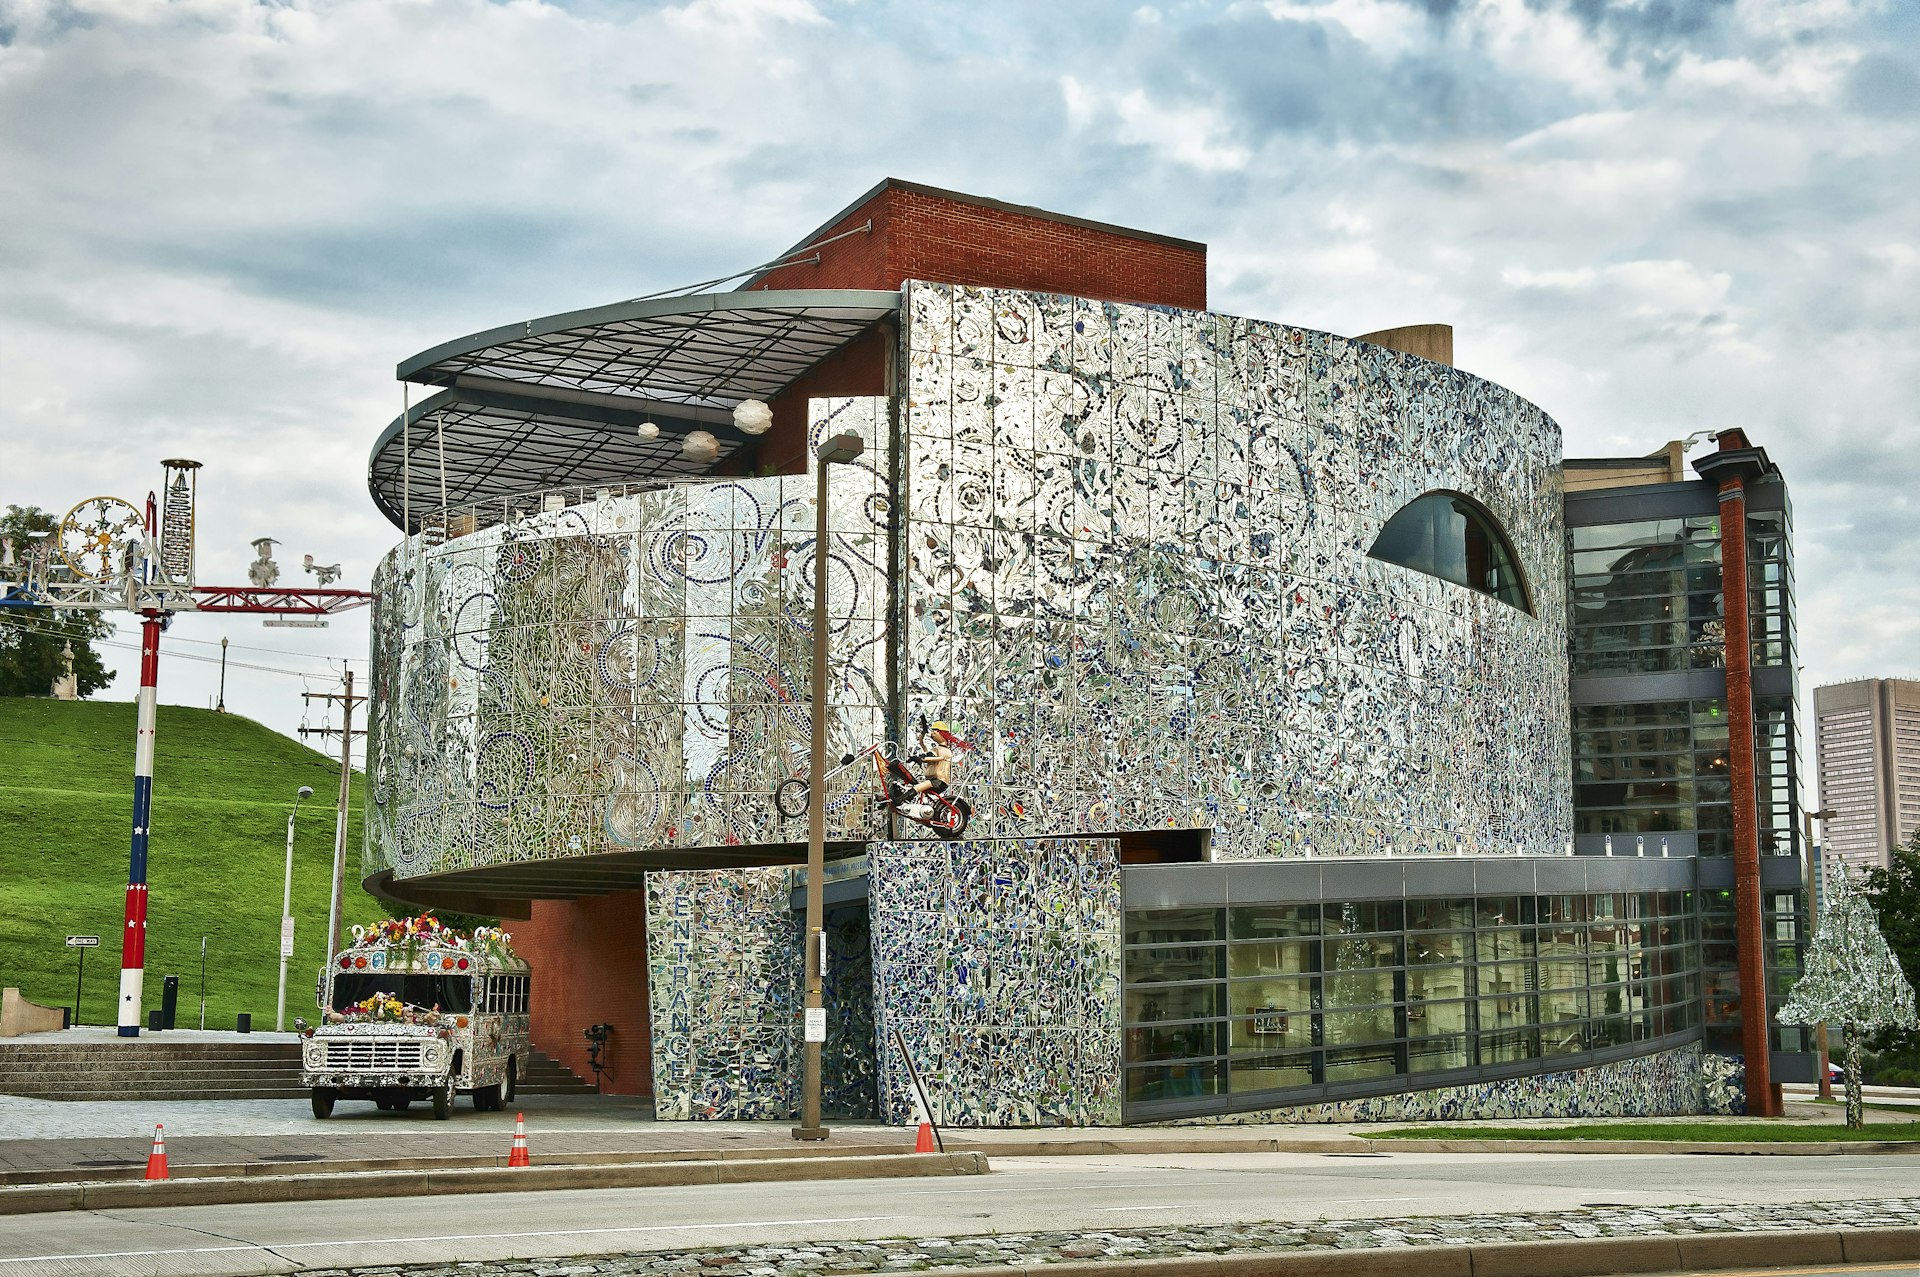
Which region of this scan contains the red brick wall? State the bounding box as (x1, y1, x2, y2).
(758, 325, 892, 475)
(754, 183, 1206, 310)
(505, 893, 652, 1097)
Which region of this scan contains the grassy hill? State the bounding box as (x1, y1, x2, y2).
(0, 698, 384, 1029)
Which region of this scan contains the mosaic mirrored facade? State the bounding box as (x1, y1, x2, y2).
(365, 398, 892, 879)
(366, 280, 1577, 1126)
(871, 837, 1123, 1127)
(643, 866, 876, 1121)
(896, 283, 1569, 857)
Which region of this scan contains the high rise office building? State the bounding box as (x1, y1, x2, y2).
(1815, 678, 1920, 884)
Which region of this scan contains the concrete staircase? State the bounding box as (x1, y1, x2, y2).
(519, 1048, 598, 1095)
(0, 1039, 305, 1101)
(0, 1041, 600, 1102)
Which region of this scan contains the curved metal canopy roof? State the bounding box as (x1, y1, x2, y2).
(369, 289, 900, 531)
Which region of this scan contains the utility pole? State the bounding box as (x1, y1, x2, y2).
(300, 671, 365, 968)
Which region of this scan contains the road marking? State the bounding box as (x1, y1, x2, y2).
(1099, 1203, 1202, 1212)
(1317, 1197, 1424, 1204)
(0, 1215, 906, 1266)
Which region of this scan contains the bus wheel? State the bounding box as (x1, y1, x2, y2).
(432, 1083, 452, 1121)
(310, 1088, 335, 1119)
(505, 1057, 518, 1104)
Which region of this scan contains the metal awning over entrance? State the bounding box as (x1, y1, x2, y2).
(368, 289, 900, 531)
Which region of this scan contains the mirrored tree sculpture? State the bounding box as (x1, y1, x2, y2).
(1779, 867, 1918, 1129)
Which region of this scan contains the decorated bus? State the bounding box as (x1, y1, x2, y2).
(299, 916, 531, 1120)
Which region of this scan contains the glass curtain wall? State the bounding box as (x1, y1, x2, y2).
(1123, 892, 1701, 1118)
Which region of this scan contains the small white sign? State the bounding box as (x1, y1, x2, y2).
(803, 1006, 827, 1043)
(279, 916, 296, 958)
(66, 935, 101, 947)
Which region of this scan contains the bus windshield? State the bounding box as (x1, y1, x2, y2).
(330, 973, 473, 1014)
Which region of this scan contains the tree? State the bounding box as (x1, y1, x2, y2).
(0, 505, 117, 698)
(1863, 832, 1920, 1027)
(1779, 865, 1920, 1128)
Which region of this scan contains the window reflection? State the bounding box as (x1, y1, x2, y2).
(1369, 492, 1530, 612)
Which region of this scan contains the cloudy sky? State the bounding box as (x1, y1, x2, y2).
(2, 0, 1915, 767)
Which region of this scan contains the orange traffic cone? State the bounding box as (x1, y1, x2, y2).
(508, 1112, 531, 1167)
(143, 1123, 169, 1180)
(914, 1121, 935, 1153)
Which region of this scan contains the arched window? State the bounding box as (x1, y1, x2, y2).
(1368, 491, 1531, 613)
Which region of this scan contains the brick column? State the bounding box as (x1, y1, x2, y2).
(1698, 430, 1778, 1118)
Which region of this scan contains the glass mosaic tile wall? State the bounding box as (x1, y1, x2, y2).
(870, 837, 1124, 1127)
(644, 866, 877, 1121)
(895, 282, 1570, 858)
(364, 398, 892, 879)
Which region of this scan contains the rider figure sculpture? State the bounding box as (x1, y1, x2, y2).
(902, 719, 964, 818)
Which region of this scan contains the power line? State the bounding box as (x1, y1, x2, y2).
(0, 614, 350, 681)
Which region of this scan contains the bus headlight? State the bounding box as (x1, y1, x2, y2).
(303, 1043, 325, 1068)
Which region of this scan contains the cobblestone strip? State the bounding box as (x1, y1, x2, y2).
(293, 1196, 1920, 1277)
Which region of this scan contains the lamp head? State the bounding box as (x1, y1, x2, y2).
(297, 786, 314, 799)
(815, 433, 865, 466)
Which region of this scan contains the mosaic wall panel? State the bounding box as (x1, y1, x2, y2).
(897, 281, 1571, 858)
(869, 836, 1124, 1127)
(643, 868, 876, 1121)
(364, 398, 892, 882)
(1173, 1040, 1708, 1124)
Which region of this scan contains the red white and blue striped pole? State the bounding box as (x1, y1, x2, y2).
(118, 610, 161, 1036)
(119, 497, 163, 1036)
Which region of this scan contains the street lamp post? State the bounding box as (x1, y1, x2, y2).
(1803, 806, 1839, 1101)
(275, 785, 313, 1032)
(794, 431, 864, 1142)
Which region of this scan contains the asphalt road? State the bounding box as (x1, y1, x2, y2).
(0, 1151, 1910, 1277)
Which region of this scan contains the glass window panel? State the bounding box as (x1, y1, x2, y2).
(1325, 1044, 1402, 1082)
(1405, 997, 1471, 1038)
(1126, 984, 1221, 1024)
(1127, 909, 1221, 945)
(1479, 994, 1535, 1029)
(1406, 899, 1475, 930)
(1229, 976, 1314, 1015)
(1408, 1036, 1470, 1072)
(1479, 1028, 1539, 1063)
(1406, 960, 1470, 1001)
(1230, 904, 1320, 940)
(1325, 935, 1402, 969)
(1127, 945, 1225, 984)
(1126, 1022, 1223, 1062)
(1228, 939, 1316, 978)
(1229, 1010, 1314, 1053)
(1408, 932, 1471, 966)
(1475, 896, 1523, 928)
(1538, 958, 1588, 990)
(1475, 928, 1534, 962)
(1370, 492, 1531, 612)
(1230, 1052, 1315, 1093)
(1323, 901, 1404, 935)
(1323, 968, 1398, 1008)
(1476, 961, 1532, 995)
(1541, 1017, 1588, 1055)
(1540, 987, 1587, 1025)
(1125, 1062, 1222, 1103)
(1324, 1006, 1398, 1045)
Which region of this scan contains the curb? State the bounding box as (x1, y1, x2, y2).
(0, 1150, 986, 1215)
(0, 1140, 938, 1187)
(856, 1227, 1920, 1277)
(1360, 1137, 1920, 1156)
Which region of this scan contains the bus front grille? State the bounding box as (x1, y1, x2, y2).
(323, 1039, 426, 1071)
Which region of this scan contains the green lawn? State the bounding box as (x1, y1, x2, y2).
(0, 698, 383, 1029)
(1371, 1121, 1920, 1143)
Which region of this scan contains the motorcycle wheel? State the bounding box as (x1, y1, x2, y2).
(938, 802, 969, 837)
(774, 777, 809, 820)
